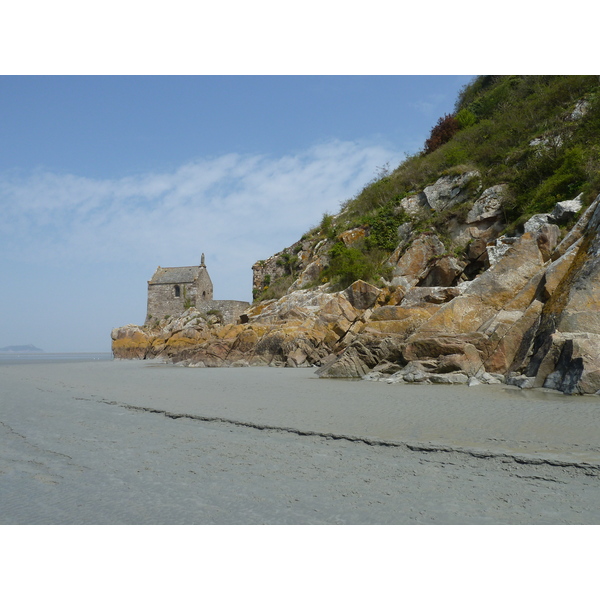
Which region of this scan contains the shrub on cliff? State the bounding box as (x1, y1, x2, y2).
(322, 242, 374, 290)
(364, 204, 409, 252)
(424, 114, 460, 154)
(455, 108, 477, 129)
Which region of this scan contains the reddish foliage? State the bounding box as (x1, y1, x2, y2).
(424, 114, 460, 154)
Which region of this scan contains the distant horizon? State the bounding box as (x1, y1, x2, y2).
(0, 347, 115, 354)
(0, 343, 115, 354)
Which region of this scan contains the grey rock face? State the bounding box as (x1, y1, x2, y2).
(524, 214, 551, 233)
(400, 193, 429, 216)
(466, 184, 508, 224)
(399, 171, 481, 215)
(396, 222, 413, 245)
(421, 171, 481, 212)
(487, 237, 515, 266)
(569, 99, 590, 120)
(550, 194, 583, 224)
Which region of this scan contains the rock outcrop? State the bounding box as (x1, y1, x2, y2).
(113, 187, 600, 396)
(112, 78, 600, 395)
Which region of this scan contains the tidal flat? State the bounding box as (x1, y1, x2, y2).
(1, 359, 600, 524)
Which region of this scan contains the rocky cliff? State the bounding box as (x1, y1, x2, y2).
(112, 76, 600, 394)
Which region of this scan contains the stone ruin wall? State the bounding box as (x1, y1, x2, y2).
(198, 300, 251, 324)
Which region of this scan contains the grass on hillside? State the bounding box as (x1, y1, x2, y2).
(256, 75, 600, 300)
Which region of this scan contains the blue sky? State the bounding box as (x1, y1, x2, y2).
(0, 75, 475, 351)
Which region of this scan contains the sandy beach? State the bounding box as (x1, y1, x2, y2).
(1, 358, 600, 524)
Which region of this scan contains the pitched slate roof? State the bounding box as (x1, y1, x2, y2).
(149, 266, 202, 285)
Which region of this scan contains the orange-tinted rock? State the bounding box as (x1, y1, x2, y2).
(338, 227, 367, 247)
(412, 296, 497, 336)
(465, 232, 545, 310)
(111, 326, 151, 359)
(481, 302, 543, 374)
(389, 233, 445, 286)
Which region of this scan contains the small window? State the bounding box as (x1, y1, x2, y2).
(174, 285, 180, 297)
(202, 291, 206, 298)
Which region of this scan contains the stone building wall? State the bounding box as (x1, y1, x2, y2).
(146, 283, 195, 323)
(145, 264, 214, 325)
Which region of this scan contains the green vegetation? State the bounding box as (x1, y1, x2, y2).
(254, 76, 600, 302)
(254, 274, 295, 301)
(322, 242, 373, 289)
(276, 252, 299, 275)
(455, 108, 477, 129)
(320, 241, 393, 291)
(363, 204, 410, 252)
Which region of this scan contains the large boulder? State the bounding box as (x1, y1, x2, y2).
(418, 255, 464, 287)
(316, 335, 405, 378)
(461, 232, 545, 310)
(289, 256, 328, 291)
(480, 301, 544, 374)
(543, 334, 600, 394)
(341, 280, 382, 310)
(524, 214, 551, 233)
(399, 171, 481, 215)
(536, 224, 560, 262)
(111, 325, 152, 359)
(401, 334, 486, 378)
(338, 227, 367, 247)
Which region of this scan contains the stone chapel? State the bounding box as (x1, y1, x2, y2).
(145, 254, 249, 325)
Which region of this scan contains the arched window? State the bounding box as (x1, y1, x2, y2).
(174, 285, 180, 297)
(202, 291, 206, 298)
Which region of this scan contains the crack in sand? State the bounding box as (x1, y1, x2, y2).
(513, 473, 564, 484)
(74, 395, 600, 474)
(1, 420, 74, 462)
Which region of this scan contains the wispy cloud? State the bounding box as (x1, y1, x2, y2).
(410, 93, 453, 119)
(1, 139, 401, 299)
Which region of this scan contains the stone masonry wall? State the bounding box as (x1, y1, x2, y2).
(146, 283, 199, 324)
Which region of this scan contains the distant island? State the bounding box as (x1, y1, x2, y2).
(0, 345, 44, 353)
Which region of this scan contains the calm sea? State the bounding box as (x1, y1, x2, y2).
(0, 352, 113, 365)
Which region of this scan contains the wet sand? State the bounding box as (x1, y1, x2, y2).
(2, 359, 600, 524)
